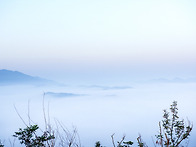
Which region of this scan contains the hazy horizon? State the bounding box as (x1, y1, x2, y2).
(1, 0, 196, 84)
(0, 0, 196, 146)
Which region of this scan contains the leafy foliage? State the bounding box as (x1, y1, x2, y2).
(111, 134, 134, 147)
(0, 101, 193, 147)
(120, 141, 134, 147)
(155, 101, 193, 147)
(13, 124, 55, 147)
(95, 101, 193, 147)
(0, 140, 4, 147)
(137, 135, 148, 147)
(95, 141, 102, 147)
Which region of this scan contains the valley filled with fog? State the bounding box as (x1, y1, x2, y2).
(1, 0, 196, 146)
(0, 81, 195, 146)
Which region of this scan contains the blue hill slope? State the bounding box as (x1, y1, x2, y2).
(0, 69, 57, 86)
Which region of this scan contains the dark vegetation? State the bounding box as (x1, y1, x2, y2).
(0, 101, 193, 147)
(13, 125, 55, 147)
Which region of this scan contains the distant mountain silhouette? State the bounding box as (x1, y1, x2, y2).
(45, 92, 86, 98)
(81, 85, 132, 90)
(0, 69, 58, 86)
(150, 77, 196, 83)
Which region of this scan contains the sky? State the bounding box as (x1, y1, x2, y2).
(0, 0, 196, 83)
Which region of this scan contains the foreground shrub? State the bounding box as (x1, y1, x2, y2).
(96, 101, 193, 147)
(0, 101, 193, 146)
(13, 124, 55, 147)
(0, 140, 4, 147)
(155, 101, 193, 147)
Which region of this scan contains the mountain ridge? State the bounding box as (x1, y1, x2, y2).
(0, 69, 58, 86)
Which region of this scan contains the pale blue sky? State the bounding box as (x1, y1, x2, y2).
(0, 0, 196, 82)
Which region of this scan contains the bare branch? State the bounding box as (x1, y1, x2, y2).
(14, 104, 28, 127)
(111, 133, 116, 147)
(117, 135, 125, 146)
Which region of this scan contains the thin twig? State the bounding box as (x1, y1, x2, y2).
(151, 136, 156, 147)
(111, 133, 116, 147)
(42, 92, 47, 131)
(28, 100, 31, 126)
(159, 121, 163, 147)
(117, 135, 125, 146)
(14, 104, 28, 127)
